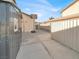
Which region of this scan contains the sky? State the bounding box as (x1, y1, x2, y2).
(16, 0, 74, 22)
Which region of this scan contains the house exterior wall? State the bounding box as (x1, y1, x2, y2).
(62, 1, 79, 16)
(22, 13, 35, 32)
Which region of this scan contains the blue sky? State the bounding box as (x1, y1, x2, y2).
(16, 0, 74, 22)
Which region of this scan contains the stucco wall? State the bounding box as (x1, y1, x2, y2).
(62, 1, 79, 16)
(22, 13, 34, 32)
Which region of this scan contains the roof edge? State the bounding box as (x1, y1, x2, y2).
(60, 0, 77, 13)
(13, 0, 16, 3)
(22, 12, 32, 18)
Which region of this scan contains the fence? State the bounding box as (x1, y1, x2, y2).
(0, 1, 22, 59)
(51, 14, 79, 52)
(40, 26, 50, 32)
(40, 22, 51, 32)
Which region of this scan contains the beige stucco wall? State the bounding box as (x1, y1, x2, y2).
(62, 1, 79, 16)
(22, 13, 35, 32)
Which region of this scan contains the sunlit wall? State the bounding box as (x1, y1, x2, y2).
(51, 17, 79, 52)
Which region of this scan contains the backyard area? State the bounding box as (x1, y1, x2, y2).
(16, 30, 79, 59)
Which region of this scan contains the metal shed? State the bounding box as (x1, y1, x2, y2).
(0, 1, 22, 59)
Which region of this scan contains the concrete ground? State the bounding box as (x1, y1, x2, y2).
(16, 30, 79, 59)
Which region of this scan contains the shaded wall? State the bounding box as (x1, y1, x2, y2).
(0, 2, 22, 59)
(40, 22, 51, 32)
(40, 26, 50, 32)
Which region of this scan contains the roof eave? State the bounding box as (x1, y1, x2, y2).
(22, 12, 32, 18)
(13, 0, 16, 3)
(60, 0, 77, 13)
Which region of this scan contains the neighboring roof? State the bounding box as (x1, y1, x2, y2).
(13, 0, 16, 3)
(60, 0, 78, 13)
(0, 1, 21, 12)
(1, 0, 16, 3)
(22, 12, 32, 18)
(0, 1, 22, 18)
(22, 12, 37, 19)
(48, 13, 79, 23)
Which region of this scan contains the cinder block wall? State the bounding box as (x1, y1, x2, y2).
(51, 17, 79, 52)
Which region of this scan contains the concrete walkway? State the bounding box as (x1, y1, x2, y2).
(16, 30, 79, 59)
